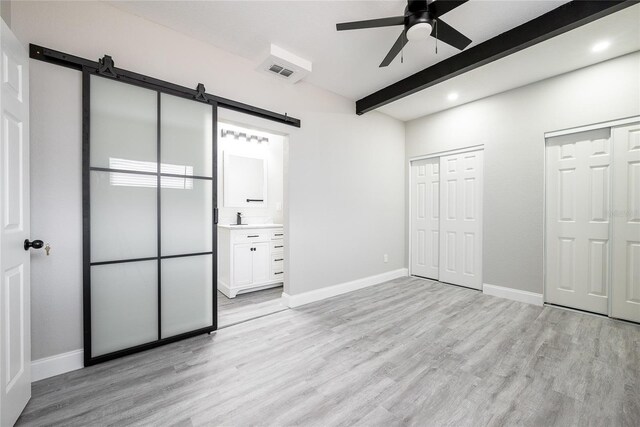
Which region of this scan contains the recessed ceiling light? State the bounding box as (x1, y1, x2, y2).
(592, 40, 610, 53)
(447, 92, 459, 101)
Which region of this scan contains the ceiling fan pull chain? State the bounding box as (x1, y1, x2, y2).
(435, 20, 438, 54)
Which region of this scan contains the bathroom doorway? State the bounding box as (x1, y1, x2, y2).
(216, 120, 289, 327)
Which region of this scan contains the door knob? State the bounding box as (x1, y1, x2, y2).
(24, 239, 44, 251)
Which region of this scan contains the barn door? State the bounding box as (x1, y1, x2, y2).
(84, 71, 217, 365)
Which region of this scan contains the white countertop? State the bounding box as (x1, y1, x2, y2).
(217, 223, 283, 230)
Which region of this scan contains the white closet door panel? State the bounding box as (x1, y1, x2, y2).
(438, 151, 483, 289)
(411, 158, 439, 279)
(611, 124, 640, 323)
(545, 129, 611, 314)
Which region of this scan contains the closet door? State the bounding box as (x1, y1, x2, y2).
(438, 151, 483, 290)
(545, 129, 611, 314)
(410, 158, 439, 279)
(611, 124, 640, 323)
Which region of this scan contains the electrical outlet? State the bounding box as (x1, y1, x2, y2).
(383, 254, 388, 263)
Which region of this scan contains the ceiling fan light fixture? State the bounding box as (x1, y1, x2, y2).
(406, 21, 433, 41)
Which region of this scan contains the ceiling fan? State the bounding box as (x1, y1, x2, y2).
(336, 0, 472, 67)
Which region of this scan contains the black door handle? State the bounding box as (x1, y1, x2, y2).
(24, 239, 44, 250)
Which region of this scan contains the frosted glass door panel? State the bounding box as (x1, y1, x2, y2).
(91, 260, 158, 357)
(161, 178, 212, 255)
(161, 255, 213, 338)
(90, 75, 157, 171)
(161, 93, 213, 177)
(90, 171, 157, 262)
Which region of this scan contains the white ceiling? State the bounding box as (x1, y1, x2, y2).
(109, 1, 568, 97)
(108, 0, 639, 121)
(379, 3, 640, 121)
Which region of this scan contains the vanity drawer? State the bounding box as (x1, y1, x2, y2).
(271, 265, 284, 280)
(271, 240, 284, 252)
(232, 231, 268, 243)
(272, 254, 284, 264)
(272, 259, 284, 272)
(271, 229, 284, 240)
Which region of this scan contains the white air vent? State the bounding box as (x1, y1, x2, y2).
(258, 44, 312, 84)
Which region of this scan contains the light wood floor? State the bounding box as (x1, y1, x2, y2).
(18, 277, 640, 426)
(218, 286, 287, 328)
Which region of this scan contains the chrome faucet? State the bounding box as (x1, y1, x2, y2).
(236, 212, 243, 225)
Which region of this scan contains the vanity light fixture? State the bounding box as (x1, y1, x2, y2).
(220, 129, 269, 143)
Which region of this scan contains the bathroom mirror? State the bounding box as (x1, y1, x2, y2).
(223, 152, 267, 208)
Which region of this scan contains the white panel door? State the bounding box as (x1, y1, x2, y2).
(0, 19, 31, 427)
(611, 124, 640, 323)
(438, 151, 483, 290)
(410, 158, 439, 279)
(545, 129, 611, 314)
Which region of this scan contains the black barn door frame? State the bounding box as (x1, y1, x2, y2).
(83, 68, 219, 366)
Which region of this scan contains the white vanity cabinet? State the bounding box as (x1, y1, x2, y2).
(218, 225, 284, 298)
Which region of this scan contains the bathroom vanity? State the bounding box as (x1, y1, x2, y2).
(217, 224, 284, 298)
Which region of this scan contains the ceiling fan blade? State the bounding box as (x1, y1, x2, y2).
(336, 16, 404, 31)
(428, 0, 469, 17)
(432, 18, 472, 50)
(380, 30, 409, 67)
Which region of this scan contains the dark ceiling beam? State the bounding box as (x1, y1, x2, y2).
(356, 0, 638, 115)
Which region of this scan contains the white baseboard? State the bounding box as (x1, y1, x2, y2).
(483, 283, 543, 306)
(280, 292, 292, 308)
(32, 349, 84, 382)
(283, 268, 409, 308)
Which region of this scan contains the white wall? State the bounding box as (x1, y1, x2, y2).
(12, 1, 405, 361)
(406, 52, 640, 294)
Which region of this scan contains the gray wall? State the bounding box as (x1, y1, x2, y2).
(405, 52, 640, 294)
(1, 0, 11, 27)
(12, 1, 405, 360)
